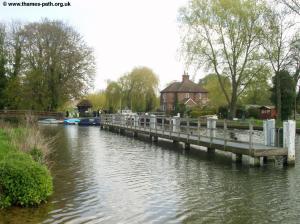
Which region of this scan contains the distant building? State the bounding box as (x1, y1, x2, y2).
(260, 106, 277, 119)
(160, 72, 208, 113)
(77, 99, 93, 116)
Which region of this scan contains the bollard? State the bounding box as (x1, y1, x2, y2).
(172, 115, 180, 132)
(207, 118, 216, 138)
(283, 120, 296, 165)
(134, 115, 139, 128)
(207, 118, 217, 153)
(150, 115, 156, 129)
(263, 119, 275, 146)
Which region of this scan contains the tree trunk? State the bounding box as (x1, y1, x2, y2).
(229, 87, 238, 120)
(276, 72, 282, 121)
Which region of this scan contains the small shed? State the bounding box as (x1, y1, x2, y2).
(77, 99, 93, 115)
(260, 106, 277, 119)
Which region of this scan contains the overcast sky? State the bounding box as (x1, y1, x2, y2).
(0, 0, 195, 91)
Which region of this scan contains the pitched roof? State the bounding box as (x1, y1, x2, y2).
(161, 80, 208, 93)
(77, 99, 92, 107)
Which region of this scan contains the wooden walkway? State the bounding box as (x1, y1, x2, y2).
(100, 114, 288, 166)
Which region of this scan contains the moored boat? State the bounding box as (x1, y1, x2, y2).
(38, 118, 64, 124)
(78, 118, 100, 126)
(64, 118, 80, 125)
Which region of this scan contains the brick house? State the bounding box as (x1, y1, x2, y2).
(160, 73, 208, 113)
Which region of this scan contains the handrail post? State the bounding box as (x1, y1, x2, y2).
(162, 117, 165, 134)
(249, 123, 253, 152)
(224, 120, 227, 148)
(198, 118, 201, 143)
(187, 117, 190, 142)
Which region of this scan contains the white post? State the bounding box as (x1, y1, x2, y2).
(150, 115, 156, 129)
(283, 120, 296, 165)
(263, 119, 275, 146)
(134, 115, 139, 127)
(172, 115, 180, 132)
(207, 118, 216, 138)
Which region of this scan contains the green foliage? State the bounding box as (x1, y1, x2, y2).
(240, 68, 272, 105)
(0, 20, 95, 111)
(0, 129, 53, 208)
(30, 148, 43, 164)
(86, 91, 106, 110)
(199, 74, 231, 109)
(190, 106, 217, 118)
(0, 155, 53, 207)
(271, 70, 296, 120)
(246, 107, 260, 119)
(105, 66, 159, 112)
(105, 81, 121, 113)
(0, 24, 7, 109)
(179, 0, 267, 118)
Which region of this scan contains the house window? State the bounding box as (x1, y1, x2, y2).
(185, 93, 189, 98)
(199, 93, 202, 99)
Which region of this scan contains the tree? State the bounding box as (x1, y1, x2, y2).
(199, 74, 231, 109)
(105, 81, 122, 113)
(240, 68, 272, 105)
(115, 67, 159, 112)
(179, 0, 266, 119)
(281, 0, 300, 15)
(271, 70, 295, 120)
(1, 20, 95, 111)
(86, 91, 106, 110)
(126, 67, 158, 112)
(261, 4, 299, 121)
(0, 24, 7, 109)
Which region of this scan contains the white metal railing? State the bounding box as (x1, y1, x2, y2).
(100, 114, 256, 148)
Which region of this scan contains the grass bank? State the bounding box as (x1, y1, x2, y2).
(0, 122, 53, 208)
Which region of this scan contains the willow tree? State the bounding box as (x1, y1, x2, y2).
(178, 0, 266, 119)
(117, 67, 159, 112)
(105, 81, 122, 113)
(126, 67, 158, 112)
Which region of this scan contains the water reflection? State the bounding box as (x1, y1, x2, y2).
(0, 125, 299, 223)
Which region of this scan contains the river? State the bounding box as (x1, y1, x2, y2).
(1, 125, 300, 224)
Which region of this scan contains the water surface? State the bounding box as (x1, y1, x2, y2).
(1, 126, 300, 224)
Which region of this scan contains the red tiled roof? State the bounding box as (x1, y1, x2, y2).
(160, 80, 208, 93)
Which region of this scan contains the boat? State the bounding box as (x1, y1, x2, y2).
(38, 118, 64, 124)
(78, 118, 100, 126)
(64, 118, 80, 125)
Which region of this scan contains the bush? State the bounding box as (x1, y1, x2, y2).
(190, 106, 217, 118)
(0, 127, 53, 208)
(246, 107, 260, 119)
(0, 152, 53, 208)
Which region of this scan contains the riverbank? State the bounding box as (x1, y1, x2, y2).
(0, 122, 53, 208)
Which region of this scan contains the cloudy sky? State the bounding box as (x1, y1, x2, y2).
(0, 0, 196, 91)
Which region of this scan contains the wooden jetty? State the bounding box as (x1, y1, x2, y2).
(100, 114, 295, 166)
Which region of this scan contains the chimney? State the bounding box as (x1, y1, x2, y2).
(182, 71, 189, 82)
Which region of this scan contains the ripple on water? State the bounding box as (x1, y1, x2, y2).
(1, 126, 300, 224)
